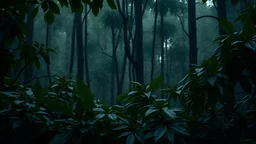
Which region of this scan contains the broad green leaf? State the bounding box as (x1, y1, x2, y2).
(130, 81, 143, 88)
(42, 99, 73, 117)
(220, 18, 234, 34)
(134, 133, 144, 144)
(96, 113, 105, 119)
(241, 17, 255, 41)
(170, 125, 190, 136)
(149, 76, 162, 92)
(113, 125, 129, 130)
(118, 131, 131, 138)
(33, 56, 40, 69)
(154, 125, 167, 142)
(12, 120, 21, 129)
(108, 113, 117, 120)
(144, 131, 154, 139)
(165, 130, 175, 143)
(126, 134, 135, 144)
(145, 109, 158, 117)
(0, 109, 11, 115)
(163, 108, 177, 119)
(128, 91, 139, 96)
(93, 108, 105, 112)
(49, 1, 60, 14)
(208, 76, 217, 86)
(32, 81, 46, 110)
(49, 130, 72, 144)
(107, 0, 117, 9)
(44, 11, 55, 25)
(76, 77, 94, 109)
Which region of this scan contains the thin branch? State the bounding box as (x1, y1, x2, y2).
(97, 34, 113, 59)
(21, 75, 56, 84)
(9, 61, 28, 88)
(142, 0, 149, 16)
(82, 8, 91, 24)
(192, 15, 219, 22)
(176, 14, 190, 38)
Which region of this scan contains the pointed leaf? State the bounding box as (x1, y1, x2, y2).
(49, 130, 72, 144)
(76, 77, 94, 109)
(126, 134, 135, 144)
(154, 125, 167, 142)
(149, 76, 162, 92)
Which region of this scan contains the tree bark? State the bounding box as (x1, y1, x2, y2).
(188, 0, 197, 66)
(84, 5, 90, 88)
(69, 15, 76, 79)
(76, 13, 84, 80)
(151, 0, 158, 81)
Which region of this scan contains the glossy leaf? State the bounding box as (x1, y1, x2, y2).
(154, 125, 167, 142)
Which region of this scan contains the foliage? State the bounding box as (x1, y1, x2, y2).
(1, 0, 256, 144)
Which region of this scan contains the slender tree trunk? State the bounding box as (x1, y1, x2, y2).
(46, 24, 52, 84)
(188, 0, 197, 66)
(0, 31, 5, 88)
(160, 12, 164, 88)
(134, 0, 144, 84)
(165, 39, 169, 84)
(84, 5, 90, 88)
(69, 15, 76, 79)
(111, 26, 120, 96)
(217, 0, 227, 35)
(151, 0, 158, 81)
(76, 13, 84, 80)
(24, 6, 34, 82)
(110, 63, 115, 105)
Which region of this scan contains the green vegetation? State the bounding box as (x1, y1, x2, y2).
(1, 0, 256, 143)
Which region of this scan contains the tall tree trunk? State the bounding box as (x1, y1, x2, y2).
(46, 24, 52, 84)
(160, 12, 164, 88)
(84, 5, 90, 88)
(151, 0, 158, 81)
(69, 15, 76, 79)
(75, 13, 84, 80)
(111, 26, 120, 96)
(217, 0, 227, 35)
(110, 63, 115, 105)
(24, 6, 34, 82)
(188, 0, 197, 66)
(0, 31, 4, 88)
(134, 0, 144, 84)
(165, 39, 169, 84)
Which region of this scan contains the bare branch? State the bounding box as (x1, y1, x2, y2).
(21, 75, 57, 84)
(97, 34, 113, 59)
(192, 15, 219, 22)
(176, 14, 190, 38)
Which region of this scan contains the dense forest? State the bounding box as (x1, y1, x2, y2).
(0, 0, 256, 143)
